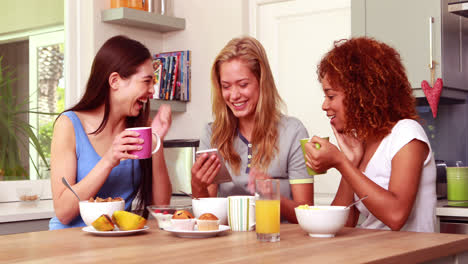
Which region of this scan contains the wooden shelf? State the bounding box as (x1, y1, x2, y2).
(150, 99, 186, 113)
(101, 8, 185, 32)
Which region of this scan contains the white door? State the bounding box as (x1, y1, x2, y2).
(251, 0, 351, 202)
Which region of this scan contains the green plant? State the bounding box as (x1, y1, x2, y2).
(38, 87, 64, 160)
(0, 56, 51, 180)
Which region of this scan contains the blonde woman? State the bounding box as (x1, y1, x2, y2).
(191, 36, 313, 223)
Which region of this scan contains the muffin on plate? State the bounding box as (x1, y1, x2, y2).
(171, 210, 196, 230)
(173, 210, 194, 219)
(196, 213, 219, 231)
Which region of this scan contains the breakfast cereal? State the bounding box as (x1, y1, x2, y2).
(88, 196, 124, 202)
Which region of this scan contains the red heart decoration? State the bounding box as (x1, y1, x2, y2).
(421, 78, 443, 118)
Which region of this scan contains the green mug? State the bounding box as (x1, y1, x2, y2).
(299, 137, 329, 175)
(446, 167, 468, 201)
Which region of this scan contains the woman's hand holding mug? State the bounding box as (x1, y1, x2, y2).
(104, 130, 144, 167)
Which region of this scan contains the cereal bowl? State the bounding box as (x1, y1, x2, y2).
(295, 205, 349, 238)
(147, 205, 192, 230)
(79, 200, 125, 226)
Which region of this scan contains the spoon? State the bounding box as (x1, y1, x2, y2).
(62, 177, 81, 201)
(179, 190, 199, 200)
(345, 195, 368, 209)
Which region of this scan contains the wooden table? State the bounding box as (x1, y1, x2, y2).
(2, 221, 468, 264)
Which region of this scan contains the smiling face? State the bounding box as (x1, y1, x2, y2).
(219, 59, 260, 123)
(115, 59, 155, 116)
(321, 76, 347, 132)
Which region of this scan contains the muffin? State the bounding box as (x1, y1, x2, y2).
(196, 213, 219, 231)
(172, 210, 194, 219)
(171, 210, 196, 230)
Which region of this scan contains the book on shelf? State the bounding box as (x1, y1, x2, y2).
(152, 58, 164, 99)
(152, 50, 191, 102)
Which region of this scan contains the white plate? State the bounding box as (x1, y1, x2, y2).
(82, 226, 149, 236)
(164, 225, 230, 238)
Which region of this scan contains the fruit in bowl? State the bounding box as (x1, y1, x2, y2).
(79, 198, 125, 226)
(147, 205, 192, 230)
(295, 205, 350, 238)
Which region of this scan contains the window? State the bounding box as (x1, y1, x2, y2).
(0, 29, 64, 202)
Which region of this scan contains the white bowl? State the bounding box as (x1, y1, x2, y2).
(192, 197, 228, 225)
(295, 205, 350, 238)
(79, 200, 125, 226)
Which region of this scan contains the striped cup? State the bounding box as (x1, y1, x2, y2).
(227, 196, 256, 231)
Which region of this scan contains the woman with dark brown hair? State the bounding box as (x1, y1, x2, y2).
(49, 35, 172, 229)
(191, 36, 313, 223)
(304, 37, 436, 232)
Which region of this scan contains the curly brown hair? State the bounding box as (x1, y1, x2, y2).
(317, 37, 418, 141)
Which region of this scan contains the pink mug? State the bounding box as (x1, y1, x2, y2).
(125, 127, 161, 159)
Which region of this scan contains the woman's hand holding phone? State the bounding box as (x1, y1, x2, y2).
(191, 152, 220, 190)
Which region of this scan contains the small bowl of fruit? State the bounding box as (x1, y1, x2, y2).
(147, 204, 192, 230)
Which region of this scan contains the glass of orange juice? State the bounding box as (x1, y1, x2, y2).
(255, 179, 280, 242)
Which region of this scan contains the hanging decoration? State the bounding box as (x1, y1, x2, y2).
(421, 60, 442, 118)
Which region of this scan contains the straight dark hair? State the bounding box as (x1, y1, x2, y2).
(62, 35, 153, 218)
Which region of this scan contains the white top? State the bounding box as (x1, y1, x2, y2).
(354, 119, 436, 232)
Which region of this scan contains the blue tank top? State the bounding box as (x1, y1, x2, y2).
(49, 111, 141, 230)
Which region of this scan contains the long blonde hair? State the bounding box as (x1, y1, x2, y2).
(211, 36, 283, 175)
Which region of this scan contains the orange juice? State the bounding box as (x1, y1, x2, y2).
(255, 200, 280, 234)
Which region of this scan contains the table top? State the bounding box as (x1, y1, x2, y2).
(2, 221, 468, 264)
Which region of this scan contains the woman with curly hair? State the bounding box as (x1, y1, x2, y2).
(304, 37, 436, 232)
(191, 36, 314, 223)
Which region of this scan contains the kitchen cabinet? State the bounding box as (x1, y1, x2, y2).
(352, 0, 468, 101)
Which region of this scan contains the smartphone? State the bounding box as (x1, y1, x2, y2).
(195, 148, 232, 184)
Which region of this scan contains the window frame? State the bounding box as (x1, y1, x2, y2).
(29, 30, 65, 181)
(0, 27, 64, 202)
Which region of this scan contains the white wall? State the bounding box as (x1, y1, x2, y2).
(78, 0, 248, 141)
(162, 0, 249, 139)
(92, 1, 164, 61)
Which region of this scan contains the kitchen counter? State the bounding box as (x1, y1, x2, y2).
(0, 196, 193, 235)
(0, 194, 335, 224)
(0, 196, 193, 224)
(0, 200, 55, 223)
(2, 196, 467, 223)
(2, 221, 468, 263)
(436, 199, 468, 218)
